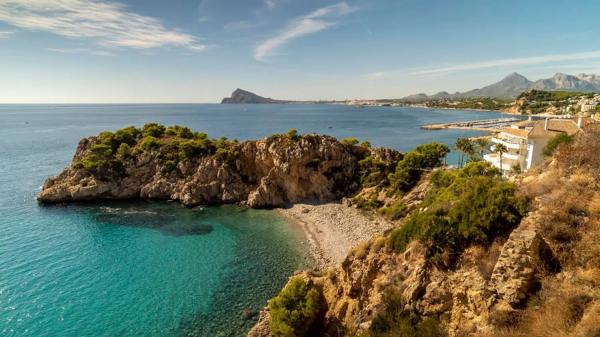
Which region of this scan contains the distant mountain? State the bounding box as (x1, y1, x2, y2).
(402, 72, 600, 100)
(458, 72, 533, 98)
(529, 73, 598, 92)
(221, 88, 288, 104)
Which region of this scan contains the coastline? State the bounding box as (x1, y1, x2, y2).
(276, 202, 394, 270)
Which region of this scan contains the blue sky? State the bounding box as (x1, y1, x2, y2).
(1, 0, 600, 103)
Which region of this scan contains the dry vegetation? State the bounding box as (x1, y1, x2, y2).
(489, 124, 600, 337)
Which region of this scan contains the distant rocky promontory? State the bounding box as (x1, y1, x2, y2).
(221, 88, 290, 104)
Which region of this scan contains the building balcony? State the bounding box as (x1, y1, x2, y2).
(484, 153, 519, 171)
(490, 137, 522, 150)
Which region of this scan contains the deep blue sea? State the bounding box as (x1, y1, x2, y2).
(0, 104, 509, 337)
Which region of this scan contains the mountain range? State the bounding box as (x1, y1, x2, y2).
(403, 72, 600, 101)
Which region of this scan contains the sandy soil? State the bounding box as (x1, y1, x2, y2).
(276, 202, 394, 270)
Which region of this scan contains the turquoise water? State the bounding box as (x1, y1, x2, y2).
(0, 104, 510, 337)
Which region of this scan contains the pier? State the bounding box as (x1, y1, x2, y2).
(421, 117, 521, 132)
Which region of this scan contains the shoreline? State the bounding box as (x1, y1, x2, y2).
(276, 202, 394, 270)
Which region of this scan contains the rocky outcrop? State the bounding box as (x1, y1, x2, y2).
(221, 88, 287, 104)
(37, 134, 400, 208)
(489, 213, 560, 308)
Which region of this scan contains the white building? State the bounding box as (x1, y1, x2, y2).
(484, 118, 583, 174)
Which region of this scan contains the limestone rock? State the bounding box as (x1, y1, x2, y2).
(37, 134, 401, 208)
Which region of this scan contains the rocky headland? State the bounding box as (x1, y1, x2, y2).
(37, 125, 401, 208)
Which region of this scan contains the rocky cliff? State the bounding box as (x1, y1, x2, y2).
(37, 126, 401, 208)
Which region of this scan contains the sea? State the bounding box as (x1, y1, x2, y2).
(0, 104, 510, 337)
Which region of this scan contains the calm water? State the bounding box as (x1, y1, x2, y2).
(0, 104, 509, 337)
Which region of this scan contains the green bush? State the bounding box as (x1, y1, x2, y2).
(161, 160, 177, 173)
(114, 126, 141, 145)
(543, 133, 574, 157)
(341, 137, 360, 146)
(389, 161, 527, 266)
(389, 142, 449, 192)
(269, 277, 322, 337)
(115, 143, 132, 161)
(369, 288, 446, 337)
(359, 156, 388, 187)
(142, 123, 166, 138)
(287, 128, 300, 141)
(352, 195, 384, 210)
(165, 125, 194, 139)
(179, 138, 211, 158)
(139, 136, 160, 151)
(79, 143, 114, 174)
(378, 201, 408, 220)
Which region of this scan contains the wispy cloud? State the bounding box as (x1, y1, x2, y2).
(264, 0, 278, 9)
(0, 0, 206, 52)
(254, 2, 357, 61)
(412, 50, 600, 75)
(0, 30, 14, 39)
(367, 71, 385, 80)
(47, 47, 115, 57)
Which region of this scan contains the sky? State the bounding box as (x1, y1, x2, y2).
(2, 0, 600, 103)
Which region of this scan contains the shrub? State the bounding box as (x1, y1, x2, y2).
(115, 143, 131, 161)
(543, 133, 573, 157)
(359, 156, 389, 187)
(268, 277, 322, 337)
(287, 128, 300, 140)
(361, 141, 372, 148)
(341, 137, 360, 146)
(139, 136, 160, 151)
(369, 288, 446, 337)
(378, 201, 408, 220)
(179, 138, 211, 158)
(165, 125, 194, 139)
(389, 161, 527, 266)
(80, 143, 114, 175)
(114, 126, 141, 145)
(389, 142, 450, 192)
(142, 123, 166, 138)
(161, 160, 177, 173)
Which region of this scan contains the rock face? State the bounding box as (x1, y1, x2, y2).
(248, 208, 560, 337)
(37, 134, 400, 208)
(221, 88, 287, 104)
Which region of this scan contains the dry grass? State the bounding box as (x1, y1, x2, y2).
(351, 241, 371, 259)
(589, 193, 600, 216)
(460, 241, 503, 280)
(488, 125, 600, 337)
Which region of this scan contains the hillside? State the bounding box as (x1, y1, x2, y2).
(248, 124, 600, 337)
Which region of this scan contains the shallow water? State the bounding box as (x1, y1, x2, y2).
(0, 104, 509, 337)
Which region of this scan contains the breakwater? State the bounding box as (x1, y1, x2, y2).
(421, 117, 521, 131)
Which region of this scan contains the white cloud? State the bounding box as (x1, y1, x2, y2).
(254, 2, 357, 61)
(0, 30, 14, 39)
(47, 47, 115, 56)
(367, 71, 385, 80)
(264, 0, 278, 9)
(0, 0, 206, 52)
(411, 50, 600, 75)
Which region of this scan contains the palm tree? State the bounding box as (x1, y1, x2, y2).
(475, 138, 490, 159)
(494, 143, 508, 172)
(455, 138, 474, 168)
